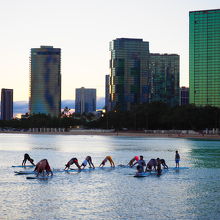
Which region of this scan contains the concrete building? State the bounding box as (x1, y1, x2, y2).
(180, 87, 189, 105)
(1, 88, 13, 120)
(149, 53, 180, 106)
(29, 46, 61, 117)
(75, 87, 96, 114)
(189, 9, 220, 107)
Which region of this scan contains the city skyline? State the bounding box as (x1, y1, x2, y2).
(0, 1, 219, 102)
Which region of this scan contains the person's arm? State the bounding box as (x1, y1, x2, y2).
(76, 162, 81, 170)
(91, 162, 95, 168)
(131, 162, 137, 167)
(113, 160, 115, 167)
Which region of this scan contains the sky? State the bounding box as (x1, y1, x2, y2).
(0, 0, 219, 103)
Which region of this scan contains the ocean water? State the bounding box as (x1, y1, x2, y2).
(0, 133, 220, 220)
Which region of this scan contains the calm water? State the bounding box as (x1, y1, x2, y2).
(0, 134, 220, 220)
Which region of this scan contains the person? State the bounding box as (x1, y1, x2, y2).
(64, 157, 81, 170)
(156, 158, 162, 175)
(34, 159, 53, 177)
(127, 156, 139, 167)
(99, 156, 115, 167)
(81, 156, 95, 169)
(136, 165, 144, 174)
(132, 155, 146, 168)
(22, 153, 35, 166)
(175, 151, 180, 168)
(146, 159, 157, 171)
(160, 159, 168, 169)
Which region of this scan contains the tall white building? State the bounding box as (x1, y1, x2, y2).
(75, 87, 96, 114)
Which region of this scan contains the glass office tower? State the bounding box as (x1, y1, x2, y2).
(149, 54, 180, 106)
(75, 87, 96, 114)
(180, 87, 189, 105)
(1, 88, 13, 120)
(29, 46, 61, 117)
(189, 9, 220, 107)
(109, 38, 149, 111)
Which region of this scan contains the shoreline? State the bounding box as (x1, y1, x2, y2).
(1, 130, 220, 140)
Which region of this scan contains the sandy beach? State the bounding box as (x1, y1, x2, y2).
(1, 130, 220, 140)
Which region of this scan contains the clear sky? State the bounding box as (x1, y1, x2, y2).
(0, 0, 219, 101)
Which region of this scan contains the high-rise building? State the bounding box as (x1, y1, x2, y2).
(189, 9, 220, 107)
(75, 87, 96, 114)
(109, 38, 149, 111)
(29, 46, 61, 117)
(1, 89, 13, 120)
(180, 87, 189, 105)
(105, 75, 111, 111)
(149, 54, 180, 106)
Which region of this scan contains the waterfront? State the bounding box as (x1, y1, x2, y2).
(0, 133, 220, 219)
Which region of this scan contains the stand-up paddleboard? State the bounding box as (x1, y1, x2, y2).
(134, 169, 169, 177)
(12, 165, 35, 168)
(169, 167, 189, 170)
(15, 170, 37, 175)
(26, 176, 53, 180)
(134, 172, 152, 177)
(15, 166, 115, 175)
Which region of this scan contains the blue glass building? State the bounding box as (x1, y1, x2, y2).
(29, 46, 61, 117)
(75, 87, 96, 114)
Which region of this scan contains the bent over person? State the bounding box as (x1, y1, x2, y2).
(99, 156, 115, 167)
(34, 159, 53, 177)
(22, 153, 35, 166)
(127, 156, 139, 167)
(81, 156, 95, 169)
(65, 157, 81, 170)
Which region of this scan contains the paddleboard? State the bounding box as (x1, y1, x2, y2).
(26, 176, 53, 180)
(15, 166, 115, 175)
(134, 172, 151, 177)
(169, 167, 189, 170)
(12, 165, 35, 168)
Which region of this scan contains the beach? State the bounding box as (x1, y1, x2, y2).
(1, 130, 220, 139)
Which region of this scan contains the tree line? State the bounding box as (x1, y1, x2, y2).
(0, 103, 220, 131)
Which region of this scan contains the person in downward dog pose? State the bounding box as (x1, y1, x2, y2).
(81, 156, 95, 169)
(127, 156, 139, 167)
(160, 159, 168, 169)
(99, 156, 115, 167)
(34, 159, 53, 177)
(64, 157, 81, 170)
(22, 153, 35, 166)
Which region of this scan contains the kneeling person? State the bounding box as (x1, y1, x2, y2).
(34, 159, 53, 177)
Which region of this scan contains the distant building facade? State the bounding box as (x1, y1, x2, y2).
(29, 46, 61, 117)
(189, 9, 220, 107)
(109, 38, 180, 111)
(109, 38, 149, 111)
(1, 88, 13, 120)
(105, 75, 111, 111)
(75, 87, 96, 114)
(149, 54, 179, 106)
(180, 87, 189, 105)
